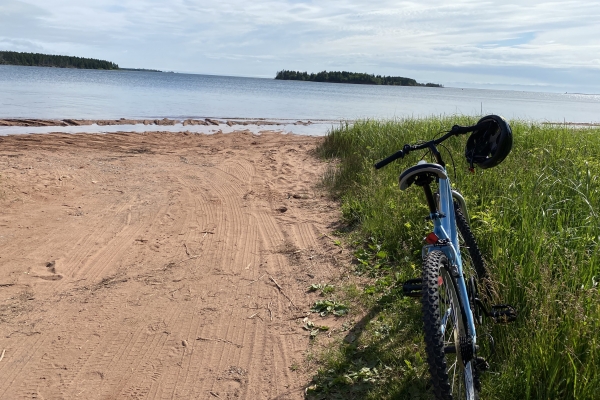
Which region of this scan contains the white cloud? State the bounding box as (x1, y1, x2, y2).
(1, 0, 599, 91)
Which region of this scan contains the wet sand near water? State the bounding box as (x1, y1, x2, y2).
(0, 118, 321, 127)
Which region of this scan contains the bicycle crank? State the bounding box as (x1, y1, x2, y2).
(490, 304, 517, 323)
(475, 299, 517, 323)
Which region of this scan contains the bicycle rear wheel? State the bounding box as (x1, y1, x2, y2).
(454, 202, 492, 327)
(422, 250, 478, 400)
(454, 203, 487, 283)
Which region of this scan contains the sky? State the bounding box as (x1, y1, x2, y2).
(1, 0, 599, 93)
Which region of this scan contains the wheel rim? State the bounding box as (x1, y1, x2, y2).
(439, 267, 476, 400)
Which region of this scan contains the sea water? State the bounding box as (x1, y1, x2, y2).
(1, 65, 599, 123)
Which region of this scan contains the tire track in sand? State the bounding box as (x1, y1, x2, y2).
(0, 131, 339, 400)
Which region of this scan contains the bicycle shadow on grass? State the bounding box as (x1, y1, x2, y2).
(305, 289, 433, 400)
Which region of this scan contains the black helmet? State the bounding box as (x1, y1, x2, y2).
(465, 114, 512, 169)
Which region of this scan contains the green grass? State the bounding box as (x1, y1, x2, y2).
(308, 117, 600, 399)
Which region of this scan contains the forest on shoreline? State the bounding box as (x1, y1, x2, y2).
(0, 51, 119, 70)
(275, 70, 442, 87)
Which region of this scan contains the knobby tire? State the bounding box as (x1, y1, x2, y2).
(422, 250, 478, 400)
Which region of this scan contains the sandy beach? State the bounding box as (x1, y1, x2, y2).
(0, 130, 342, 399)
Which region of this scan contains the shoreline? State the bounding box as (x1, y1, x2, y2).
(3, 117, 600, 128)
(0, 118, 340, 137)
(541, 121, 600, 127)
(0, 117, 336, 127)
(1, 118, 599, 138)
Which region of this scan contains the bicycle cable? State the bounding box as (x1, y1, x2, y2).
(439, 142, 458, 182)
(430, 129, 446, 141)
(417, 130, 445, 163)
(423, 129, 458, 181)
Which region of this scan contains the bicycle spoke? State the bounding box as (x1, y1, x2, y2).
(450, 359, 458, 391)
(440, 308, 451, 335)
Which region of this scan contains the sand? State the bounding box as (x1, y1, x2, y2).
(0, 130, 343, 399)
(0, 118, 315, 127)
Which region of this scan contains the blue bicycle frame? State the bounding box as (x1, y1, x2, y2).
(374, 120, 516, 399)
(424, 169, 477, 353)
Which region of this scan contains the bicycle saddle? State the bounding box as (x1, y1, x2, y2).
(399, 161, 447, 190)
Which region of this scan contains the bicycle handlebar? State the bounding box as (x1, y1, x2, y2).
(374, 121, 485, 169)
(374, 149, 405, 169)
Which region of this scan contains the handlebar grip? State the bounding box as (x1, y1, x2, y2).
(450, 120, 487, 135)
(374, 150, 404, 169)
(450, 124, 474, 134)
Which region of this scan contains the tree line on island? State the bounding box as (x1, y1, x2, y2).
(275, 70, 442, 87)
(0, 51, 119, 70)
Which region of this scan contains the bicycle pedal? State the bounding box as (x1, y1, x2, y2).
(490, 304, 517, 323)
(473, 356, 487, 391)
(474, 356, 489, 372)
(402, 278, 422, 298)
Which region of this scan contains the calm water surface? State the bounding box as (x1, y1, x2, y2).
(1, 65, 599, 123)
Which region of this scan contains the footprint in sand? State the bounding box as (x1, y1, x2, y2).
(32, 260, 63, 280)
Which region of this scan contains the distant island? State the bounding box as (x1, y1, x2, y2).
(119, 68, 163, 72)
(275, 70, 442, 87)
(0, 51, 119, 70)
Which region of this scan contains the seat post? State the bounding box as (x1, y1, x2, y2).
(415, 175, 438, 215)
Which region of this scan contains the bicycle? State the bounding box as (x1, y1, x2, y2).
(374, 115, 517, 400)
